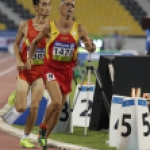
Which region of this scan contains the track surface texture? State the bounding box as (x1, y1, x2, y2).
(0, 52, 59, 150)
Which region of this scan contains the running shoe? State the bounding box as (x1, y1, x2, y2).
(20, 138, 35, 148)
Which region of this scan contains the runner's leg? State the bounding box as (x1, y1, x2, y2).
(46, 94, 68, 138)
(15, 78, 29, 112)
(38, 80, 62, 147)
(24, 78, 44, 135)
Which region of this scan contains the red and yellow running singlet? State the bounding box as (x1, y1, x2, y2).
(45, 21, 79, 69)
(20, 19, 46, 65)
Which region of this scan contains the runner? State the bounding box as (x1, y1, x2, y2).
(13, 0, 51, 148)
(27, 0, 96, 149)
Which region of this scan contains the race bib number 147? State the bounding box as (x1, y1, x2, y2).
(53, 41, 75, 62)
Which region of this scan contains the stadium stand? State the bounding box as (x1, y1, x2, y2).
(16, 0, 35, 16)
(0, 10, 17, 29)
(16, 0, 145, 36)
(0, 23, 6, 30)
(0, 0, 146, 36)
(75, 0, 145, 36)
(0, 0, 33, 19)
(119, 0, 147, 24)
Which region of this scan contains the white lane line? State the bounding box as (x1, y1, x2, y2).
(0, 85, 16, 87)
(0, 56, 14, 64)
(0, 84, 16, 86)
(0, 66, 16, 77)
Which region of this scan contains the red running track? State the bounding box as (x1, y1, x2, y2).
(0, 52, 59, 150)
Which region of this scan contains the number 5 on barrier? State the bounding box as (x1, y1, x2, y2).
(136, 98, 150, 150)
(116, 97, 150, 150)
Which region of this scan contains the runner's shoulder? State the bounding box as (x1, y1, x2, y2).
(19, 21, 27, 30)
(42, 23, 51, 34)
(78, 23, 86, 30)
(45, 23, 51, 31)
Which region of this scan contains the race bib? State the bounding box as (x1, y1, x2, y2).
(27, 48, 45, 65)
(53, 41, 75, 62)
(46, 73, 55, 81)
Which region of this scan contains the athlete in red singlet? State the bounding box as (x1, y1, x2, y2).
(27, 0, 96, 149)
(13, 0, 50, 148)
(19, 19, 46, 84)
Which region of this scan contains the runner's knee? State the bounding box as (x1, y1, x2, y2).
(30, 107, 38, 115)
(33, 88, 43, 97)
(15, 106, 26, 112)
(30, 102, 39, 110)
(15, 92, 27, 112)
(52, 101, 62, 111)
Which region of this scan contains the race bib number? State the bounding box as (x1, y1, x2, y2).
(53, 41, 75, 62)
(27, 48, 45, 65)
(46, 73, 55, 81)
(32, 52, 45, 60)
(27, 48, 45, 60)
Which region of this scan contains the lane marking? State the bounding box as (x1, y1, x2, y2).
(0, 66, 16, 77)
(0, 84, 16, 86)
(0, 56, 14, 64)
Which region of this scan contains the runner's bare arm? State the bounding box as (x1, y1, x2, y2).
(14, 21, 26, 62)
(78, 24, 96, 52)
(14, 21, 27, 70)
(28, 23, 50, 59)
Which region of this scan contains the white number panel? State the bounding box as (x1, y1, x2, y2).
(109, 95, 124, 147)
(72, 85, 95, 127)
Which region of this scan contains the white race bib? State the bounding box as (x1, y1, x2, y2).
(27, 48, 45, 65)
(46, 73, 55, 81)
(27, 48, 45, 60)
(53, 41, 75, 62)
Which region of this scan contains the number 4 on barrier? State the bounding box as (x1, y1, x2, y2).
(114, 119, 119, 130)
(109, 95, 124, 147)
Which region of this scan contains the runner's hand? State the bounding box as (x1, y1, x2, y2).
(16, 61, 26, 70)
(84, 39, 96, 53)
(26, 59, 33, 70)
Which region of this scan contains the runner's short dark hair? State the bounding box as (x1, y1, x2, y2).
(32, 0, 40, 5)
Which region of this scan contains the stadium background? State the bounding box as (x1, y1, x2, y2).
(0, 0, 148, 54)
(0, 0, 149, 149)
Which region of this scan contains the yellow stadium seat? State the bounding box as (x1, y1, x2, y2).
(16, 0, 145, 36)
(0, 23, 6, 30)
(16, 0, 35, 15)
